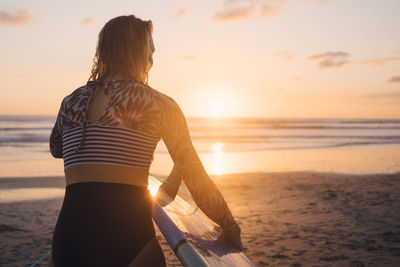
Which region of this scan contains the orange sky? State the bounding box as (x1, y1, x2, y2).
(1, 0, 399, 118)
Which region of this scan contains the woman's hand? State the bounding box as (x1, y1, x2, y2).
(220, 221, 243, 251)
(155, 180, 180, 207)
(155, 187, 173, 207)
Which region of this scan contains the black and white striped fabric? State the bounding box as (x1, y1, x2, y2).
(63, 125, 159, 169)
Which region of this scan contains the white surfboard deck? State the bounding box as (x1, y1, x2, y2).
(149, 175, 255, 267)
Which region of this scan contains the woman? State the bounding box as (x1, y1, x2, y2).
(49, 15, 242, 266)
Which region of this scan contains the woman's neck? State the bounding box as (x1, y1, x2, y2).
(102, 73, 130, 82)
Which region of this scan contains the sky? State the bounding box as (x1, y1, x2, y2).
(0, 0, 399, 118)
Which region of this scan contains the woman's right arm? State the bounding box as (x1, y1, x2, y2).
(49, 99, 65, 158)
(156, 165, 182, 206)
(160, 98, 242, 250)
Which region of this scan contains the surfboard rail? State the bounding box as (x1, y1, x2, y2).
(152, 202, 209, 267)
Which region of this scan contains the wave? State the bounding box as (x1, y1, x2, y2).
(2, 117, 400, 131)
(188, 117, 400, 125)
(1, 116, 399, 152)
(189, 123, 400, 131)
(267, 125, 400, 130)
(153, 140, 400, 154)
(190, 134, 400, 141)
(0, 127, 52, 131)
(2, 134, 400, 144)
(2, 136, 400, 152)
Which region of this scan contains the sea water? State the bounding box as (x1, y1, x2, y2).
(1, 115, 400, 177)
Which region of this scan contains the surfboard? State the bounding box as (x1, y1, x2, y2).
(149, 174, 255, 267)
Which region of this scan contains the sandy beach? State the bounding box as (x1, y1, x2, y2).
(1, 172, 400, 266)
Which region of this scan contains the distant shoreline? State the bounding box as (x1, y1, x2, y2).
(1, 114, 400, 120)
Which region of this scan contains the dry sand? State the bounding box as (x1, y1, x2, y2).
(1, 172, 400, 266)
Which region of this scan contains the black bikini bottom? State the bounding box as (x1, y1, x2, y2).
(52, 182, 160, 267)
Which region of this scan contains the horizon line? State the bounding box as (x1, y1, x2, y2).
(0, 114, 400, 120)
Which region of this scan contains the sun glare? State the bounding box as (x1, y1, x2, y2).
(211, 142, 225, 175)
(193, 84, 240, 118)
(209, 99, 226, 118)
(148, 182, 160, 197)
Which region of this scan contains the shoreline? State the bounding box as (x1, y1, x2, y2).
(2, 168, 400, 181)
(2, 143, 400, 178)
(1, 172, 400, 266)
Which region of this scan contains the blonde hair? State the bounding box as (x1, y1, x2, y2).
(76, 15, 153, 153)
(89, 15, 153, 84)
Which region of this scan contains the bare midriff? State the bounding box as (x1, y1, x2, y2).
(65, 164, 149, 187)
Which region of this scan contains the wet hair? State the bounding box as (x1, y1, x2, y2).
(75, 15, 153, 153)
(89, 15, 153, 83)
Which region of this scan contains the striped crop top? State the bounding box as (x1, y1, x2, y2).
(49, 80, 240, 235)
(62, 124, 159, 169)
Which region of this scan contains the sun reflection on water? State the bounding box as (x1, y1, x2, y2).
(211, 142, 225, 175)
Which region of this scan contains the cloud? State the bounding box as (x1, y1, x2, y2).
(214, 5, 255, 22)
(259, 0, 284, 18)
(271, 50, 293, 61)
(361, 91, 400, 103)
(297, 0, 330, 2)
(0, 9, 34, 26)
(213, 0, 330, 22)
(82, 17, 94, 26)
(309, 51, 349, 68)
(182, 55, 197, 60)
(357, 57, 400, 66)
(213, 0, 285, 22)
(173, 8, 188, 18)
(388, 76, 400, 83)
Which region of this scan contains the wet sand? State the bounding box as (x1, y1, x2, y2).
(1, 172, 400, 266)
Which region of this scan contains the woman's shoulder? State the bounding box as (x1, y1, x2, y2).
(61, 83, 92, 106)
(124, 81, 180, 110)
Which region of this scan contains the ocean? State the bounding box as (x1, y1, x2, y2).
(1, 115, 400, 177)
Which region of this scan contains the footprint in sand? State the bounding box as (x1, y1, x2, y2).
(0, 224, 27, 232)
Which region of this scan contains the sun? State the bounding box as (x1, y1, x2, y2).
(209, 98, 227, 118)
(192, 84, 241, 118)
